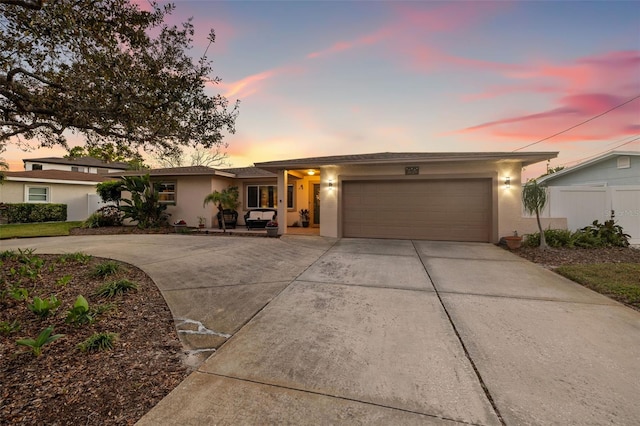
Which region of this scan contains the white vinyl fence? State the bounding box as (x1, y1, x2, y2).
(538, 186, 640, 244)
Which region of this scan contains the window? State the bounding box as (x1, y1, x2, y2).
(26, 186, 49, 202)
(287, 184, 294, 209)
(156, 182, 176, 204)
(247, 185, 277, 208)
(71, 166, 85, 172)
(31, 164, 43, 170)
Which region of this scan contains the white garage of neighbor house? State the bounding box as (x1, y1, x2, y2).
(255, 152, 565, 242)
(537, 151, 640, 245)
(0, 170, 111, 221)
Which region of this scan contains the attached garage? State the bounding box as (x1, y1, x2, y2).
(342, 179, 492, 242)
(254, 151, 560, 242)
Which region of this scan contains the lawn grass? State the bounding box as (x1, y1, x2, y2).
(0, 221, 82, 239)
(556, 263, 640, 309)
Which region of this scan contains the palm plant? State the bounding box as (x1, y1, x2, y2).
(119, 174, 168, 228)
(522, 179, 548, 249)
(203, 186, 239, 233)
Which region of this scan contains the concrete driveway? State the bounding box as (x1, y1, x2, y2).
(3, 236, 639, 425)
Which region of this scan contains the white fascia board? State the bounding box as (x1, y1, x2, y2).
(5, 177, 99, 186)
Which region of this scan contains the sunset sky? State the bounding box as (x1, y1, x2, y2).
(4, 0, 640, 179)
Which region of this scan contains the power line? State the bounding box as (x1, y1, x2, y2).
(555, 135, 640, 168)
(513, 94, 640, 152)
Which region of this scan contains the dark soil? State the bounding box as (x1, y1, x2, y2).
(69, 225, 177, 236)
(0, 252, 189, 425)
(512, 245, 640, 268)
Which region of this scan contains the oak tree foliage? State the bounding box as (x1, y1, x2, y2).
(0, 0, 238, 156)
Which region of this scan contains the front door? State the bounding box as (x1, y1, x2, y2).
(312, 183, 320, 227)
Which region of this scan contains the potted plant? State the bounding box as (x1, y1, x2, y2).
(299, 209, 310, 228)
(265, 220, 279, 237)
(503, 231, 523, 250)
(197, 216, 206, 228)
(173, 219, 187, 233)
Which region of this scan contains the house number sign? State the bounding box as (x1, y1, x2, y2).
(405, 166, 419, 175)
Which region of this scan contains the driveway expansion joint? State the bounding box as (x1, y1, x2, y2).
(200, 371, 485, 426)
(438, 290, 620, 307)
(296, 279, 436, 292)
(412, 241, 507, 426)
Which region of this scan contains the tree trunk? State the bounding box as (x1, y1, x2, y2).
(535, 210, 548, 249)
(218, 203, 226, 233)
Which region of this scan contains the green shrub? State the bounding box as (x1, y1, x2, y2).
(96, 180, 123, 205)
(0, 249, 17, 260)
(16, 326, 64, 357)
(65, 295, 96, 325)
(524, 221, 630, 249)
(4, 203, 67, 223)
(56, 274, 73, 286)
(524, 229, 573, 248)
(83, 206, 123, 228)
(119, 174, 169, 228)
(579, 220, 630, 247)
(95, 279, 137, 298)
(28, 295, 61, 318)
(0, 320, 20, 335)
(77, 332, 118, 352)
(9, 286, 28, 301)
(57, 252, 92, 264)
(91, 261, 120, 278)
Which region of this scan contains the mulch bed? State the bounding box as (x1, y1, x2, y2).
(0, 253, 189, 425)
(69, 226, 176, 236)
(512, 246, 640, 268)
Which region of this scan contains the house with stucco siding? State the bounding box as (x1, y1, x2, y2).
(254, 151, 564, 242)
(0, 170, 111, 221)
(3, 151, 567, 243)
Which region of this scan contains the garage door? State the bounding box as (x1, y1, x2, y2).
(342, 179, 492, 241)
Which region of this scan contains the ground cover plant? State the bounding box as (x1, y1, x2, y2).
(514, 246, 640, 311)
(0, 222, 83, 239)
(555, 263, 640, 309)
(0, 250, 188, 424)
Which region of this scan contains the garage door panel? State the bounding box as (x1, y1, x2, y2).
(343, 179, 492, 242)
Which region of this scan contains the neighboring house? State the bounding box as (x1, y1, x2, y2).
(0, 170, 111, 221)
(23, 157, 129, 174)
(254, 151, 563, 242)
(537, 151, 640, 244)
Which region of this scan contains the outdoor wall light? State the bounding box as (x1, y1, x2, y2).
(328, 179, 333, 190)
(504, 177, 511, 189)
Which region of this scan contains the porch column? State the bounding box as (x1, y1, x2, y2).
(277, 169, 288, 235)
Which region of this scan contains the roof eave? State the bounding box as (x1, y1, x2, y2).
(254, 152, 558, 171)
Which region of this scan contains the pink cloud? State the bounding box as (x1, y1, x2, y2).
(458, 50, 640, 143)
(459, 93, 638, 143)
(214, 66, 300, 99)
(306, 2, 509, 62)
(307, 28, 391, 59)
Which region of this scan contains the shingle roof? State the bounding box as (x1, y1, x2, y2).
(4, 170, 112, 183)
(110, 166, 235, 178)
(254, 151, 558, 170)
(220, 167, 275, 179)
(23, 156, 130, 170)
(537, 151, 640, 184)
